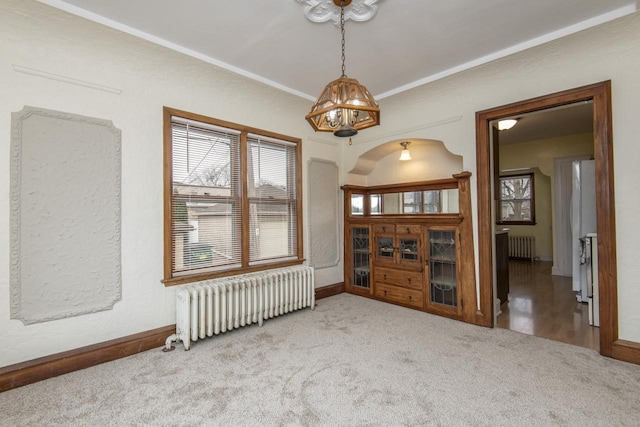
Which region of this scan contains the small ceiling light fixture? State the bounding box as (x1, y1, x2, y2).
(305, 0, 380, 143)
(498, 119, 518, 131)
(399, 141, 412, 161)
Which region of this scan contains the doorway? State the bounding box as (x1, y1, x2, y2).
(475, 81, 617, 357)
(490, 101, 598, 350)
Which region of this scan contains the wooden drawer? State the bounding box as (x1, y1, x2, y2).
(397, 224, 421, 235)
(372, 224, 395, 234)
(375, 283, 424, 308)
(374, 267, 423, 290)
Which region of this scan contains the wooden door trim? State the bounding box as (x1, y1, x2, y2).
(475, 81, 618, 357)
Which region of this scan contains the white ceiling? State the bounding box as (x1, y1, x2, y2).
(38, 0, 636, 101)
(497, 101, 594, 145)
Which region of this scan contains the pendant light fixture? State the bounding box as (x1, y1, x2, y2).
(305, 0, 380, 142)
(399, 141, 412, 161)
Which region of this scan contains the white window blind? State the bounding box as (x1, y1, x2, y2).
(247, 136, 298, 265)
(171, 118, 242, 275)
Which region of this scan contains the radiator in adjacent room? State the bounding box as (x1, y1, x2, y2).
(164, 265, 315, 351)
(508, 236, 535, 262)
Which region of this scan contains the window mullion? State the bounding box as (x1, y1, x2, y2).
(240, 131, 249, 268)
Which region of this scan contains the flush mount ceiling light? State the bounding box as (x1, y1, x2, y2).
(399, 141, 412, 161)
(498, 119, 518, 130)
(305, 0, 381, 141)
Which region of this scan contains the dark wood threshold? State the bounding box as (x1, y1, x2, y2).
(315, 282, 345, 300)
(612, 340, 640, 365)
(0, 325, 175, 393)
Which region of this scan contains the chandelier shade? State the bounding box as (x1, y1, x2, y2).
(305, 0, 380, 137)
(305, 76, 380, 136)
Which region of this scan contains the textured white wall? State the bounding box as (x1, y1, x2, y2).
(343, 11, 640, 342)
(356, 141, 464, 186)
(3, 1, 640, 367)
(0, 0, 341, 366)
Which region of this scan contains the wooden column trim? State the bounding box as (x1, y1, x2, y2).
(454, 172, 478, 324)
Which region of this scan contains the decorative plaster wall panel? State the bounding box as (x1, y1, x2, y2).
(10, 106, 122, 325)
(308, 159, 340, 269)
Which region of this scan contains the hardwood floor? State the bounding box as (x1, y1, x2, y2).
(496, 260, 599, 351)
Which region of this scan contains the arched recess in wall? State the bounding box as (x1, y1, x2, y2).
(347, 139, 464, 186)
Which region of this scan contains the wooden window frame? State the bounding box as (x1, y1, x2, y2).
(496, 172, 536, 225)
(163, 107, 303, 286)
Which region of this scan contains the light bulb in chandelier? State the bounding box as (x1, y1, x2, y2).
(325, 109, 359, 137)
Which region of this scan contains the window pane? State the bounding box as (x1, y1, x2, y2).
(501, 176, 530, 201)
(249, 201, 297, 263)
(173, 199, 241, 273)
(500, 200, 531, 221)
(248, 137, 298, 265)
(171, 119, 241, 276)
(172, 124, 236, 191)
(248, 139, 293, 199)
(499, 173, 534, 223)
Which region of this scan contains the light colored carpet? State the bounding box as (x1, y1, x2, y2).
(1, 293, 639, 426)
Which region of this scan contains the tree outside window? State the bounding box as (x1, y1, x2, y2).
(497, 173, 535, 225)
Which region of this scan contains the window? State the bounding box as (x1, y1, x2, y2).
(163, 108, 302, 285)
(497, 173, 535, 225)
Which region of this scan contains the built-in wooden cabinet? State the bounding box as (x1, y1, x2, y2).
(343, 173, 477, 323)
(426, 227, 460, 317)
(347, 224, 371, 295)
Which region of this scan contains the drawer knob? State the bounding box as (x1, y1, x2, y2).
(408, 295, 412, 301)
(407, 278, 412, 284)
(406, 227, 410, 233)
(382, 226, 386, 232)
(384, 290, 387, 296)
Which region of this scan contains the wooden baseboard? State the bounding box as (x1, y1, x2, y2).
(315, 282, 345, 300)
(0, 284, 345, 393)
(0, 325, 175, 393)
(612, 339, 640, 365)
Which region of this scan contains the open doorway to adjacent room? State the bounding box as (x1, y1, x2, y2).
(492, 102, 599, 351)
(475, 82, 618, 357)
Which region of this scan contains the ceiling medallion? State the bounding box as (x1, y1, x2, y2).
(296, 0, 380, 25)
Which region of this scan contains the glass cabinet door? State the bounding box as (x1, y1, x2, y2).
(376, 235, 395, 265)
(351, 226, 370, 289)
(428, 229, 457, 307)
(399, 236, 420, 267)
